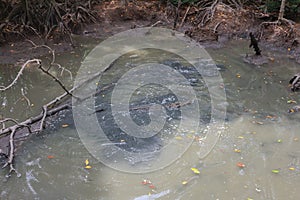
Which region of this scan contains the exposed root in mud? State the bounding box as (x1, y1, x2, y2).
(0, 0, 99, 43)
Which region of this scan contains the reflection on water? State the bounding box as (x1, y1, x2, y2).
(1, 39, 300, 199)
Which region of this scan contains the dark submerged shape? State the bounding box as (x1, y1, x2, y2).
(249, 32, 261, 56)
(289, 73, 300, 92)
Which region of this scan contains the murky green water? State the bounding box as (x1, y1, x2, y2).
(1, 38, 300, 200)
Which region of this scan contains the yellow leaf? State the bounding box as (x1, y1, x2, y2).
(191, 167, 200, 174)
(85, 159, 89, 166)
(62, 124, 69, 128)
(85, 165, 92, 169)
(289, 167, 295, 171)
(182, 181, 188, 185)
(287, 100, 297, 104)
(234, 148, 241, 153)
(237, 136, 244, 139)
(272, 169, 280, 174)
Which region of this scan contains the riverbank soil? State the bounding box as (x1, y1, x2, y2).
(1, 0, 300, 64)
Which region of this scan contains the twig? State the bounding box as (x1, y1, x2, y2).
(173, 0, 181, 29)
(2, 128, 17, 175)
(259, 18, 295, 40)
(0, 59, 41, 91)
(21, 88, 31, 106)
(0, 104, 69, 137)
(179, 5, 191, 28)
(2, 122, 31, 176)
(39, 105, 48, 131)
(213, 20, 225, 33)
(150, 21, 162, 27)
(26, 39, 73, 79)
(37, 64, 78, 99)
(0, 118, 21, 126)
(200, 0, 219, 27)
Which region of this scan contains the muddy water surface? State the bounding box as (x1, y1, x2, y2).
(1, 39, 300, 200)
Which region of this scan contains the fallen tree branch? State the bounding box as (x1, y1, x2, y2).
(1, 121, 31, 177)
(2, 128, 18, 176)
(37, 64, 79, 100)
(0, 46, 118, 175)
(0, 104, 70, 138)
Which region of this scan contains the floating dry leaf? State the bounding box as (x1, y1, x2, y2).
(85, 159, 89, 166)
(149, 184, 155, 189)
(142, 179, 151, 185)
(191, 167, 200, 174)
(236, 162, 245, 168)
(182, 181, 188, 185)
(234, 148, 241, 153)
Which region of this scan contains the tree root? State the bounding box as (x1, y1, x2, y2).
(259, 18, 295, 40)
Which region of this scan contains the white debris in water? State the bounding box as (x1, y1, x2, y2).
(134, 189, 170, 200)
(26, 170, 39, 195)
(129, 54, 139, 58)
(26, 158, 42, 168)
(1, 97, 7, 107)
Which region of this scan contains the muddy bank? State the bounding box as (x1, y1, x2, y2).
(1, 1, 300, 64)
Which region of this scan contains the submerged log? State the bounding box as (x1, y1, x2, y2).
(243, 54, 268, 65)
